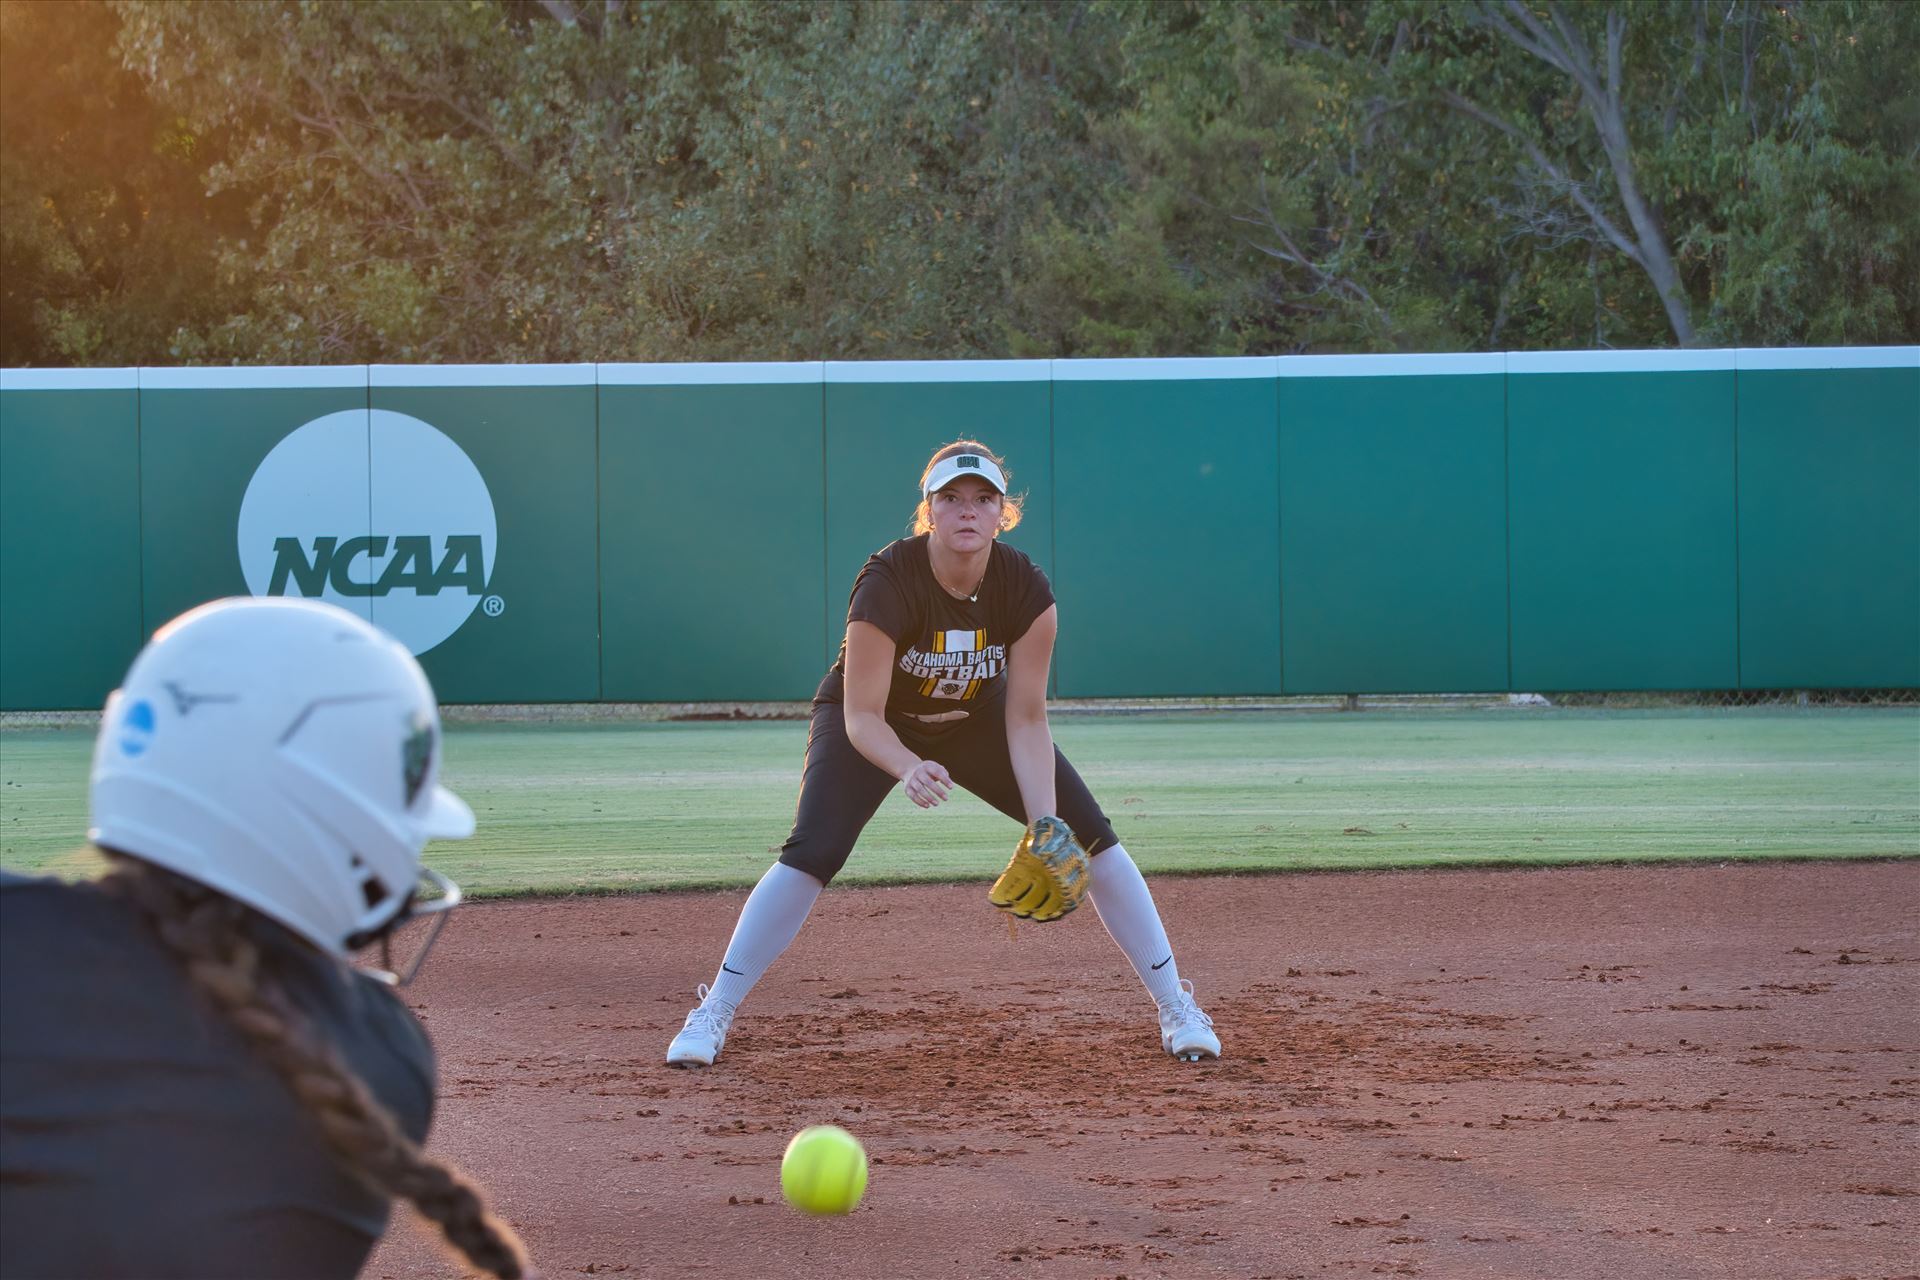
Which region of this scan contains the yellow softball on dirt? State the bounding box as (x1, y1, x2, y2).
(780, 1124, 868, 1215)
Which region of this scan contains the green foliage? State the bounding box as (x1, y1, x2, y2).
(1676, 1, 1920, 345)
(1005, 1, 1503, 353)
(1389, 0, 1920, 348)
(1005, 212, 1241, 357)
(0, 0, 243, 365)
(0, 0, 1912, 364)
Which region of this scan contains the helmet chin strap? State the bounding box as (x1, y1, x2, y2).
(359, 866, 463, 986)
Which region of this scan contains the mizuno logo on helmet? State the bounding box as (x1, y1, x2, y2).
(162, 681, 238, 716)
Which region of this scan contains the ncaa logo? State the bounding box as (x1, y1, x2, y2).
(237, 410, 498, 655)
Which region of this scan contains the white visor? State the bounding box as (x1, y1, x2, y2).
(922, 452, 1007, 496)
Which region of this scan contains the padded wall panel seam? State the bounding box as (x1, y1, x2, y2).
(1508, 369, 1739, 691)
(599, 381, 826, 702)
(1052, 376, 1281, 697)
(1280, 373, 1508, 694)
(822, 378, 1054, 697)
(1734, 364, 1920, 687)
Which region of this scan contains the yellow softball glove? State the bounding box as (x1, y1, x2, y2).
(988, 815, 1090, 922)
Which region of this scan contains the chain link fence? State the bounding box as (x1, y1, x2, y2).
(1541, 688, 1919, 709)
(1043, 689, 1920, 715)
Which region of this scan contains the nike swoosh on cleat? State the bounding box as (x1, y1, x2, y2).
(1150, 955, 1172, 971)
(721, 963, 744, 975)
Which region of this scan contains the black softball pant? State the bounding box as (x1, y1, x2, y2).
(776, 697, 1121, 886)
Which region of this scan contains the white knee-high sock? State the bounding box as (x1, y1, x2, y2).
(1088, 844, 1185, 1008)
(704, 862, 822, 1011)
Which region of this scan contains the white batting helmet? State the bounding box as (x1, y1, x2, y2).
(89, 597, 473, 961)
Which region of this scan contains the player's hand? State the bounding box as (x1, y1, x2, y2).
(900, 759, 953, 809)
(906, 709, 970, 724)
(988, 815, 1090, 922)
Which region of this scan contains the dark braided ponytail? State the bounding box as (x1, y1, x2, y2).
(98, 856, 531, 1279)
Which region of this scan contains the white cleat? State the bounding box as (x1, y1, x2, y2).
(666, 983, 735, 1067)
(1158, 978, 1221, 1062)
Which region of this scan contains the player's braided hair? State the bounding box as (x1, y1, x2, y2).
(911, 439, 1024, 536)
(97, 855, 530, 1280)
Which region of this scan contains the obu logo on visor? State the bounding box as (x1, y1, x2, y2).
(957, 455, 981, 469)
(237, 410, 499, 656)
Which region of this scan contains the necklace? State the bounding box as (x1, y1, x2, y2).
(933, 557, 987, 602)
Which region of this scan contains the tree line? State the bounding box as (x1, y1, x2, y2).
(3, 0, 1915, 366)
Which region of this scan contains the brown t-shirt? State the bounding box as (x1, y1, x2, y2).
(816, 535, 1055, 715)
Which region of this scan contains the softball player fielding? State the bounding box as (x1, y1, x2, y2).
(666, 440, 1222, 1067)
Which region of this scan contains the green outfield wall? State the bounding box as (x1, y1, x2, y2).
(2, 349, 1914, 709)
(1277, 354, 1509, 695)
(598, 363, 826, 701)
(1053, 359, 1280, 696)
(1508, 351, 1742, 691)
(0, 369, 143, 710)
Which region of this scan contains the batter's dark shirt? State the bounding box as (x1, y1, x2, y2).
(817, 535, 1055, 716)
(0, 870, 436, 1280)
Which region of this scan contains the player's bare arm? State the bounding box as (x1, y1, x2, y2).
(1005, 603, 1059, 821)
(843, 620, 951, 809)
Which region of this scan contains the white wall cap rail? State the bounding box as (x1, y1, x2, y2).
(599, 362, 824, 385)
(0, 368, 139, 391)
(371, 363, 594, 387)
(1507, 349, 1738, 374)
(1734, 346, 1919, 370)
(1276, 353, 1506, 378)
(135, 366, 368, 390)
(6, 348, 1915, 387)
(1051, 356, 1279, 381)
(825, 359, 1050, 383)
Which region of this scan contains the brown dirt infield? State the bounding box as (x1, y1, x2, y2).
(369, 861, 1919, 1280)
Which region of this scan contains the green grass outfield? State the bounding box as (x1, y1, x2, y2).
(3, 709, 1915, 895)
